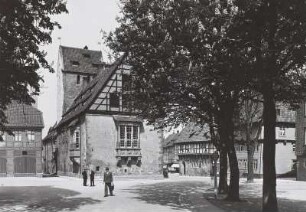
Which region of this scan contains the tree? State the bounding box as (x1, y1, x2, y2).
(236, 92, 262, 183)
(107, 0, 245, 201)
(228, 0, 306, 211)
(0, 0, 67, 130)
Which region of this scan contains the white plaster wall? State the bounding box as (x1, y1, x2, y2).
(275, 142, 296, 174)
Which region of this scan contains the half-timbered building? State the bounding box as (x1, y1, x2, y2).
(43, 46, 162, 176)
(163, 123, 215, 176)
(0, 102, 44, 176)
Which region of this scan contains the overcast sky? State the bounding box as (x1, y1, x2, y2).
(38, 0, 120, 136)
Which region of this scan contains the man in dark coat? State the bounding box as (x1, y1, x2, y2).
(103, 167, 114, 197)
(90, 170, 95, 186)
(82, 170, 88, 186)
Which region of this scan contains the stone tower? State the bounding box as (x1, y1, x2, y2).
(56, 46, 105, 121)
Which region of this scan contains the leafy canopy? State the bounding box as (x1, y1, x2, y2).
(0, 0, 68, 129)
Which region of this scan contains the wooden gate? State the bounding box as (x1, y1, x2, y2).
(0, 158, 7, 173)
(14, 157, 36, 174)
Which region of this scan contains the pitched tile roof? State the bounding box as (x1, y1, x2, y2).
(57, 55, 126, 128)
(4, 102, 44, 129)
(60, 46, 105, 74)
(163, 123, 211, 146)
(175, 123, 211, 143)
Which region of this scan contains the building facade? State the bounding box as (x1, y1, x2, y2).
(296, 100, 306, 181)
(163, 123, 216, 176)
(235, 104, 296, 176)
(43, 46, 162, 176)
(0, 102, 44, 177)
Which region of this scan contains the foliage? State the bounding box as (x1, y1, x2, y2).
(0, 0, 68, 130)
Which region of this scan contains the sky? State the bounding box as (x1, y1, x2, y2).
(38, 0, 120, 136)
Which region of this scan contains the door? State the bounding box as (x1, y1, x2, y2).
(0, 158, 7, 173)
(14, 157, 36, 173)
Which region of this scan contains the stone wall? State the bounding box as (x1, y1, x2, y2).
(84, 114, 162, 175)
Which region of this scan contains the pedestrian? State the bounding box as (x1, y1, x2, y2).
(82, 169, 88, 186)
(90, 170, 95, 186)
(103, 167, 114, 197)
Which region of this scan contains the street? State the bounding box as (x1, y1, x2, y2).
(0, 175, 306, 212)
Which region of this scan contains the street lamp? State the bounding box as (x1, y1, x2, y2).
(211, 150, 219, 199)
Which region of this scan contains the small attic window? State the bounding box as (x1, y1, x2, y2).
(83, 53, 91, 58)
(71, 61, 80, 66)
(92, 63, 100, 68)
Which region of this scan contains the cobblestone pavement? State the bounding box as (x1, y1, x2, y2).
(0, 175, 223, 212)
(1, 176, 305, 212)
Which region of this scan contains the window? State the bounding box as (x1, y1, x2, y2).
(253, 159, 258, 171)
(118, 125, 140, 148)
(110, 92, 120, 108)
(293, 143, 296, 152)
(82, 53, 90, 58)
(71, 61, 80, 66)
(279, 127, 286, 137)
(126, 126, 132, 147)
(27, 131, 35, 141)
(120, 126, 125, 147)
(132, 126, 138, 147)
(0, 131, 5, 141)
(276, 109, 281, 116)
(22, 151, 27, 155)
(304, 101, 306, 117)
(75, 130, 80, 148)
(14, 131, 22, 141)
(77, 75, 80, 84)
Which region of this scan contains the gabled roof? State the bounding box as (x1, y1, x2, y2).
(42, 123, 57, 143)
(60, 45, 104, 74)
(4, 102, 44, 129)
(175, 123, 211, 143)
(163, 123, 211, 147)
(57, 55, 126, 128)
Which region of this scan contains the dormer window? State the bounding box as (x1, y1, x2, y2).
(71, 61, 80, 66)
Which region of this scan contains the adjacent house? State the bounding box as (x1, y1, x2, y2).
(163, 104, 296, 177)
(163, 123, 216, 176)
(43, 46, 162, 176)
(296, 99, 306, 181)
(235, 103, 296, 176)
(0, 102, 44, 177)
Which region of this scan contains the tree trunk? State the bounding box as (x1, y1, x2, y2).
(262, 87, 278, 212)
(218, 146, 228, 194)
(219, 102, 240, 201)
(247, 142, 255, 183)
(226, 141, 240, 201)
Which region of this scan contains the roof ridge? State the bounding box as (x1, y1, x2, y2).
(60, 45, 102, 53)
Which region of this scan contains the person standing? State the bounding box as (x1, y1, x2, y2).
(82, 169, 88, 186)
(90, 170, 95, 186)
(103, 167, 114, 197)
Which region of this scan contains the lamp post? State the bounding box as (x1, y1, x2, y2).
(212, 150, 219, 199)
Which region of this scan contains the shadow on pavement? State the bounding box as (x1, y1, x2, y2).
(0, 186, 101, 212)
(205, 184, 306, 212)
(123, 181, 217, 211)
